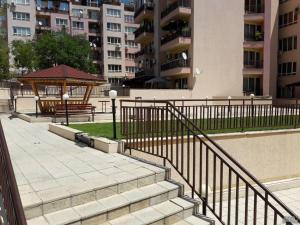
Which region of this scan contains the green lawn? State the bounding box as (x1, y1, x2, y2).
(70, 120, 300, 140)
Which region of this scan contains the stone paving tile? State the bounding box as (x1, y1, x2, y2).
(1, 116, 164, 211)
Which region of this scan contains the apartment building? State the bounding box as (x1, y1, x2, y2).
(277, 0, 300, 98)
(133, 0, 284, 98)
(3, 0, 139, 83)
(133, 0, 243, 97)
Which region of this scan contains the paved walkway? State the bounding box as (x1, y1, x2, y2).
(0, 116, 164, 211)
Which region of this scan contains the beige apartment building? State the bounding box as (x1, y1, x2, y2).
(133, 0, 285, 98)
(2, 0, 139, 84)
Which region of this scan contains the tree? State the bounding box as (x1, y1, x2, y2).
(11, 40, 37, 73)
(35, 31, 97, 73)
(0, 39, 9, 80)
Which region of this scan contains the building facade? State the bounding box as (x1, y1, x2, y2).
(133, 0, 284, 98)
(277, 0, 300, 98)
(3, 0, 139, 83)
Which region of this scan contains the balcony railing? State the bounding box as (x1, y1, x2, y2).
(245, 4, 264, 14)
(134, 1, 154, 18)
(161, 0, 191, 19)
(244, 60, 264, 68)
(134, 25, 154, 38)
(244, 32, 264, 41)
(161, 29, 191, 45)
(161, 58, 190, 71)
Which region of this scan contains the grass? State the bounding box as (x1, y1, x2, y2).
(70, 118, 300, 140)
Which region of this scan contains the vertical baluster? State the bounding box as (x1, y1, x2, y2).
(212, 153, 216, 212)
(219, 161, 223, 220)
(228, 169, 232, 225)
(235, 175, 239, 225)
(245, 185, 249, 225)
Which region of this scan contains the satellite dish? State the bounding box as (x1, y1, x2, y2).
(89, 42, 93, 47)
(37, 6, 41, 11)
(93, 43, 96, 48)
(38, 21, 43, 26)
(80, 10, 83, 14)
(182, 52, 188, 60)
(195, 68, 203, 76)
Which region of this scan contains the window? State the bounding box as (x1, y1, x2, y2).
(72, 9, 83, 17)
(108, 51, 122, 59)
(279, 36, 297, 52)
(175, 78, 188, 89)
(279, 9, 298, 28)
(56, 18, 68, 26)
(72, 21, 84, 30)
(125, 26, 136, 34)
(126, 53, 135, 60)
(107, 8, 121, 17)
(13, 0, 30, 5)
(124, 15, 134, 23)
(59, 2, 69, 11)
(277, 86, 294, 98)
(13, 27, 31, 36)
(125, 40, 138, 48)
(278, 62, 297, 76)
(108, 64, 122, 73)
(107, 37, 121, 45)
(107, 23, 121, 32)
(88, 10, 100, 20)
(13, 12, 30, 21)
(126, 66, 138, 73)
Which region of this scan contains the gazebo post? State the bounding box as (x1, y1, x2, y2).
(85, 85, 94, 104)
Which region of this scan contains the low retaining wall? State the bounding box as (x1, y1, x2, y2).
(48, 124, 122, 153)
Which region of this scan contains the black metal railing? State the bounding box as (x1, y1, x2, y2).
(161, 0, 191, 19)
(134, 25, 154, 38)
(0, 122, 27, 225)
(244, 32, 264, 41)
(244, 60, 264, 69)
(120, 99, 300, 225)
(245, 4, 264, 14)
(134, 1, 154, 18)
(161, 58, 191, 71)
(161, 29, 191, 45)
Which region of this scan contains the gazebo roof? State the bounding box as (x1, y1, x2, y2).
(19, 65, 105, 85)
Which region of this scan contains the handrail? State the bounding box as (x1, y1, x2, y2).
(120, 99, 300, 225)
(0, 122, 27, 225)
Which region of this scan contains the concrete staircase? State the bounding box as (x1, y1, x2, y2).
(26, 158, 213, 225)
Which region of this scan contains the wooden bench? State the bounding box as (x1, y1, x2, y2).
(54, 104, 96, 122)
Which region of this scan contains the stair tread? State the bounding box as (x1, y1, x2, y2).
(184, 216, 212, 225)
(27, 181, 179, 225)
(105, 198, 194, 225)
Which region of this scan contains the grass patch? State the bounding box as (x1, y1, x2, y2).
(70, 120, 300, 140)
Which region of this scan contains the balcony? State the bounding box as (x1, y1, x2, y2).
(161, 29, 191, 52)
(244, 32, 264, 49)
(135, 69, 154, 77)
(243, 60, 264, 75)
(244, 4, 264, 22)
(134, 2, 154, 23)
(161, 58, 191, 77)
(161, 0, 191, 26)
(134, 25, 154, 44)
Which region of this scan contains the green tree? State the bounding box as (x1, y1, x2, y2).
(0, 39, 9, 80)
(11, 40, 37, 72)
(35, 31, 97, 73)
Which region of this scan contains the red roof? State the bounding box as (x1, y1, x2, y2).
(22, 65, 102, 81)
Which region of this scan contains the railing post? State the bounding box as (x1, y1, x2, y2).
(242, 99, 245, 132)
(295, 100, 298, 129)
(202, 197, 207, 216)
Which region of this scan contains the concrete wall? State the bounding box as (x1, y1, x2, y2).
(191, 0, 244, 98)
(263, 0, 279, 97)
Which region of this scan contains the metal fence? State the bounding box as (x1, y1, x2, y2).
(120, 99, 300, 225)
(0, 122, 27, 225)
(159, 98, 300, 132)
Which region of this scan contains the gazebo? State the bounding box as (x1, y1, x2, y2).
(18, 65, 105, 114)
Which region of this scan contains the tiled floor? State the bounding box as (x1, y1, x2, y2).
(0, 116, 164, 210)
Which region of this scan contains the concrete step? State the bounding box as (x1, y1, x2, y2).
(102, 197, 197, 225)
(23, 165, 167, 220)
(27, 181, 180, 225)
(173, 216, 212, 225)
